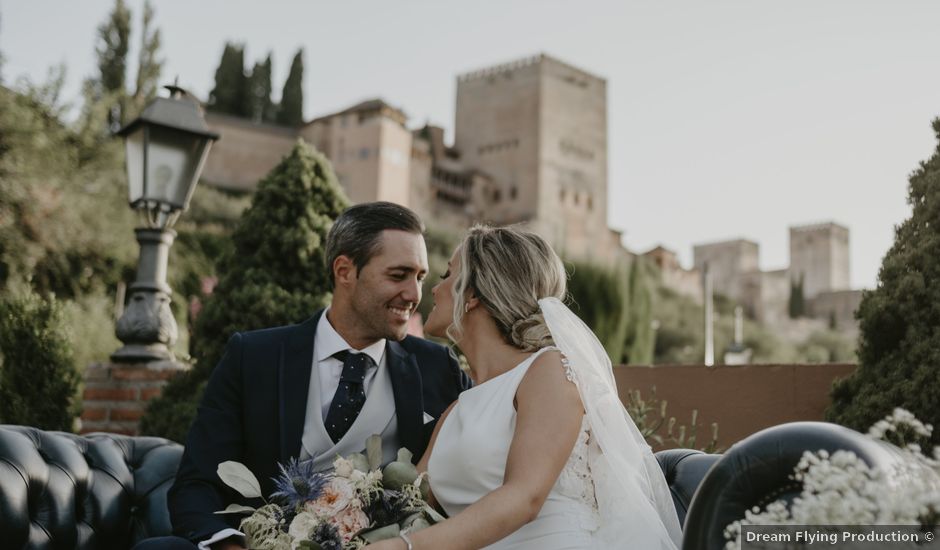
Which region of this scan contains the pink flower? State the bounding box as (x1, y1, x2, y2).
(333, 506, 370, 542)
(305, 478, 354, 517)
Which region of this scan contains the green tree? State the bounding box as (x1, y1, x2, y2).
(624, 257, 655, 364)
(828, 118, 940, 444)
(788, 273, 805, 318)
(130, 0, 163, 114)
(95, 0, 131, 129)
(277, 49, 304, 126)
(247, 54, 276, 123)
(208, 43, 248, 117)
(567, 261, 630, 363)
(141, 140, 349, 441)
(0, 291, 80, 430)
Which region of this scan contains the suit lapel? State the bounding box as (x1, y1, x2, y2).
(387, 340, 423, 458)
(279, 310, 324, 462)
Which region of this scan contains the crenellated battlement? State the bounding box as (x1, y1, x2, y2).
(456, 53, 604, 84)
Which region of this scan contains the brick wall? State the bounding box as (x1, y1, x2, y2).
(80, 360, 187, 435)
(615, 363, 857, 451)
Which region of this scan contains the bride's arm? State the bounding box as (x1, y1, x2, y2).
(416, 401, 457, 510)
(366, 350, 584, 550)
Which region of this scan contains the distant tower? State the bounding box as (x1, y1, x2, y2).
(454, 54, 614, 262)
(788, 222, 850, 299)
(692, 239, 760, 303)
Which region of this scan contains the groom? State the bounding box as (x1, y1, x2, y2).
(136, 202, 469, 550)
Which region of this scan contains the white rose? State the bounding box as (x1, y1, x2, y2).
(333, 456, 354, 478)
(287, 511, 318, 548)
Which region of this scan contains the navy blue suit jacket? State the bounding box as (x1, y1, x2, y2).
(168, 309, 470, 543)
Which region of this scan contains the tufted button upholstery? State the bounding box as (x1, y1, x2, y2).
(680, 421, 906, 550)
(0, 425, 182, 550)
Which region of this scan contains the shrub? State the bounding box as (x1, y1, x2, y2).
(0, 290, 80, 430)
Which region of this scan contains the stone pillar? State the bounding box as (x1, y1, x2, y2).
(80, 360, 187, 435)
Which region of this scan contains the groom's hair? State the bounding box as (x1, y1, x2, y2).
(325, 201, 425, 288)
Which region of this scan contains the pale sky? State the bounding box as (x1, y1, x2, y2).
(4, 0, 939, 289)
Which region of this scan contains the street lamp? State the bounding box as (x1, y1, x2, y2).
(111, 84, 219, 362)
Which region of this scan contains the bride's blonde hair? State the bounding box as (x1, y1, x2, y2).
(447, 225, 567, 351)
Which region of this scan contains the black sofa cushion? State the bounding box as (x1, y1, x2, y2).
(0, 426, 181, 550)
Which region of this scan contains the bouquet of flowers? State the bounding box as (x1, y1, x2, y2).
(724, 408, 940, 549)
(216, 435, 443, 550)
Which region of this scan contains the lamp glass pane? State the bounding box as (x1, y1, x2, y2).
(145, 126, 206, 209)
(124, 127, 146, 205)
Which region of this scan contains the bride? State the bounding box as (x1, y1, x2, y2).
(364, 225, 681, 550)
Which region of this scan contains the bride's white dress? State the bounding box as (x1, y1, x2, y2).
(427, 347, 605, 549)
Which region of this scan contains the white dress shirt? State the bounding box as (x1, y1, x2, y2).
(200, 310, 386, 549)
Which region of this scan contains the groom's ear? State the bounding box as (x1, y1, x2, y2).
(333, 255, 357, 287)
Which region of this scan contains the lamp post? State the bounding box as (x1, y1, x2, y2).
(111, 84, 219, 362)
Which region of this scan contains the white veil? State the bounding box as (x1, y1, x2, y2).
(539, 297, 682, 550)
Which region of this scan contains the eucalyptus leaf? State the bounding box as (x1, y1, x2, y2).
(213, 504, 256, 515)
(217, 461, 262, 499)
(360, 523, 401, 543)
(397, 447, 413, 464)
(366, 434, 383, 471)
(347, 452, 370, 472)
(424, 504, 446, 523)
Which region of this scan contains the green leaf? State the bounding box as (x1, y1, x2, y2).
(366, 434, 383, 471)
(214, 504, 256, 515)
(217, 461, 262, 499)
(423, 504, 446, 523)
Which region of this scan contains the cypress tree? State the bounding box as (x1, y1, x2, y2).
(131, 0, 162, 114)
(141, 141, 349, 442)
(208, 43, 248, 116)
(247, 54, 275, 123)
(827, 118, 940, 444)
(625, 257, 655, 364)
(277, 49, 304, 126)
(788, 273, 805, 318)
(567, 261, 630, 363)
(95, 0, 131, 128)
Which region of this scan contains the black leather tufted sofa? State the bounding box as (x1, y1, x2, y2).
(0, 421, 895, 550)
(0, 426, 182, 550)
(677, 421, 906, 550)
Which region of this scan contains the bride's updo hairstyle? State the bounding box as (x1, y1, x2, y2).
(448, 225, 567, 351)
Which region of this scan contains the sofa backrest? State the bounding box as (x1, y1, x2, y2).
(0, 426, 182, 550)
(680, 421, 907, 550)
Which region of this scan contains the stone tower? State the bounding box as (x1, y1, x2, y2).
(788, 222, 850, 299)
(454, 54, 616, 263)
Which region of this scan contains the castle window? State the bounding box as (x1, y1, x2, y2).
(587, 195, 593, 210)
(560, 188, 566, 202)
(510, 186, 518, 200)
(493, 189, 502, 202)
(574, 192, 580, 206)
(359, 148, 370, 159)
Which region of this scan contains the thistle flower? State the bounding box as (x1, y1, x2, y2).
(310, 522, 343, 550)
(270, 458, 331, 509)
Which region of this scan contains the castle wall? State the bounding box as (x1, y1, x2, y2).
(202, 113, 297, 192)
(455, 57, 542, 226)
(789, 223, 850, 299)
(693, 239, 760, 303)
(537, 56, 610, 263)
